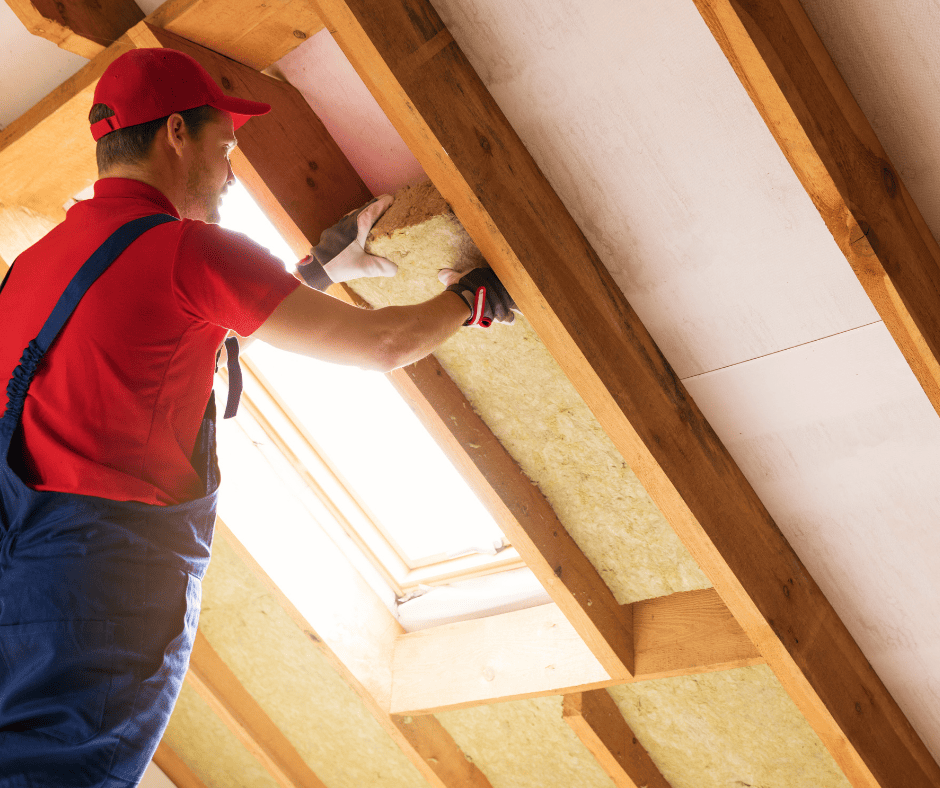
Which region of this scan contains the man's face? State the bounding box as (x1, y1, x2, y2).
(181, 111, 236, 223)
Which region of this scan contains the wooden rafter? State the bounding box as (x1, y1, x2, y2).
(187, 632, 328, 788)
(690, 0, 940, 421)
(3, 0, 143, 58)
(5, 0, 318, 68)
(152, 742, 210, 788)
(385, 352, 634, 679)
(563, 690, 672, 788)
(390, 590, 761, 715)
(301, 1, 940, 787)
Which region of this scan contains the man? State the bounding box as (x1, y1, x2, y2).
(0, 48, 513, 786)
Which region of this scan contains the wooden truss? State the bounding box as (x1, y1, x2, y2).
(2, 0, 940, 787)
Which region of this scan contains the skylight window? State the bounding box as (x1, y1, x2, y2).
(217, 181, 516, 589)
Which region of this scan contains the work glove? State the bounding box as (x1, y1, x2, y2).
(296, 195, 397, 290)
(442, 266, 517, 327)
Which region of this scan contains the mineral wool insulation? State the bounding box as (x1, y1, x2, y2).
(360, 181, 708, 603)
(162, 535, 428, 788)
(360, 181, 850, 788)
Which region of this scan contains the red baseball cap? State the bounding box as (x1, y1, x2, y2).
(91, 48, 270, 141)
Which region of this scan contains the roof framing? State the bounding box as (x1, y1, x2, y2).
(691, 0, 940, 420)
(5, 1, 940, 785)
(302, 0, 940, 786)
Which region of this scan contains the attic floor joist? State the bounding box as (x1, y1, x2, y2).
(689, 0, 940, 424)
(302, 1, 940, 787)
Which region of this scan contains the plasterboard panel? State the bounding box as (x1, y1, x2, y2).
(428, 0, 878, 378)
(276, 30, 426, 197)
(683, 322, 940, 761)
(800, 0, 940, 246)
(0, 3, 88, 130)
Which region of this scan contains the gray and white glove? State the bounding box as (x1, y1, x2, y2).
(296, 195, 397, 290)
(441, 266, 517, 327)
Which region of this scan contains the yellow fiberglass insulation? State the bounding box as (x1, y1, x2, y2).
(354, 180, 709, 603)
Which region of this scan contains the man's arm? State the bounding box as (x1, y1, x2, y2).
(253, 285, 472, 372)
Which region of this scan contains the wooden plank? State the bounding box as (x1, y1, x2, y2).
(387, 354, 634, 680)
(126, 22, 373, 248)
(0, 35, 133, 214)
(690, 0, 940, 421)
(213, 521, 493, 788)
(391, 591, 761, 715)
(3, 0, 143, 58)
(563, 690, 672, 788)
(147, 0, 324, 70)
(187, 630, 328, 788)
(301, 2, 940, 787)
(391, 603, 611, 715)
(633, 588, 762, 680)
(152, 742, 209, 788)
(392, 714, 493, 788)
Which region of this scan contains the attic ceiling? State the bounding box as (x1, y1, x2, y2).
(2, 1, 940, 787)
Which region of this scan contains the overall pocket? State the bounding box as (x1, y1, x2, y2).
(0, 619, 115, 745)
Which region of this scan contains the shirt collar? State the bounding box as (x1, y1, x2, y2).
(92, 178, 181, 219)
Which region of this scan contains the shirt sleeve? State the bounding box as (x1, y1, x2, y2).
(172, 221, 301, 336)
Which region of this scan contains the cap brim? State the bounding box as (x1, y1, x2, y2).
(213, 95, 271, 130)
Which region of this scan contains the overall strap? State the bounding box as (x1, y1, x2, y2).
(2, 214, 178, 441)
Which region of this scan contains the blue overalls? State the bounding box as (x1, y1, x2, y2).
(0, 215, 229, 786)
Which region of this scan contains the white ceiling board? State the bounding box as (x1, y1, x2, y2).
(683, 322, 940, 761)
(0, 2, 88, 130)
(430, 0, 879, 378)
(800, 0, 940, 247)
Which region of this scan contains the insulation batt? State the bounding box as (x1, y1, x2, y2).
(162, 536, 428, 788)
(362, 182, 851, 788)
(358, 180, 709, 603)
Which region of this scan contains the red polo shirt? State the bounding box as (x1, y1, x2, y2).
(0, 178, 300, 505)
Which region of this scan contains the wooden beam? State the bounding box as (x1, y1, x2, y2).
(213, 521, 494, 788)
(146, 0, 324, 70)
(126, 22, 372, 248)
(300, 2, 940, 787)
(633, 588, 762, 679)
(187, 630, 328, 788)
(387, 353, 634, 680)
(390, 590, 761, 715)
(0, 36, 133, 215)
(392, 715, 494, 788)
(4, 0, 143, 58)
(691, 0, 940, 422)
(563, 690, 672, 788)
(152, 742, 209, 788)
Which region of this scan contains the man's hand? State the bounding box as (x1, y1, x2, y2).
(296, 195, 397, 290)
(442, 266, 517, 327)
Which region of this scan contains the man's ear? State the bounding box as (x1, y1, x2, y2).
(164, 113, 188, 158)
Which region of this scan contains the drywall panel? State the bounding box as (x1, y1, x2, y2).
(800, 0, 940, 246)
(162, 682, 280, 788)
(436, 696, 618, 788)
(193, 536, 429, 788)
(609, 666, 851, 788)
(357, 182, 710, 604)
(426, 0, 878, 378)
(276, 30, 426, 197)
(683, 322, 940, 760)
(0, 2, 88, 130)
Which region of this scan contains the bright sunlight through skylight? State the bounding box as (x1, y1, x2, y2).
(217, 182, 506, 565)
